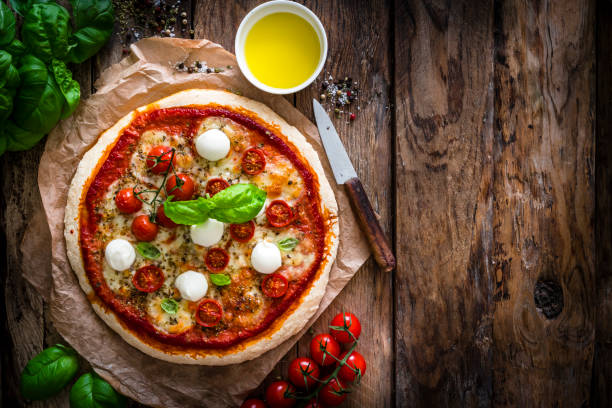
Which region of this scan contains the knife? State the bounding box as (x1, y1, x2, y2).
(313, 99, 396, 272)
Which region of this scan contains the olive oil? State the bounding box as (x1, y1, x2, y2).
(244, 12, 321, 89)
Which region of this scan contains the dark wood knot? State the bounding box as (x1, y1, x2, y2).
(534, 279, 564, 319)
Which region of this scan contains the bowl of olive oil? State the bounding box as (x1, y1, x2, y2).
(235, 1, 327, 94)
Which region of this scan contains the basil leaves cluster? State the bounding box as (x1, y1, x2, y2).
(0, 0, 114, 155)
(164, 183, 267, 225)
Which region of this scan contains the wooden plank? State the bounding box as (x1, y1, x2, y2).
(592, 0, 612, 406)
(492, 0, 596, 406)
(393, 0, 495, 406)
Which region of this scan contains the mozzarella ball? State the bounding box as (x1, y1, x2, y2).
(195, 129, 230, 161)
(175, 271, 208, 302)
(251, 241, 282, 274)
(104, 239, 136, 271)
(190, 219, 224, 247)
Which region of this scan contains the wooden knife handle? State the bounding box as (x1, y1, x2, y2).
(344, 177, 396, 272)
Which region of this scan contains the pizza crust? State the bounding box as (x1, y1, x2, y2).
(64, 89, 339, 365)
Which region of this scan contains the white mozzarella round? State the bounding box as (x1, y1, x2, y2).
(251, 241, 282, 274)
(175, 271, 208, 302)
(190, 219, 224, 247)
(195, 129, 230, 161)
(104, 239, 136, 271)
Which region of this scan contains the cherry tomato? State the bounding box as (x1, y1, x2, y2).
(132, 265, 164, 292)
(261, 273, 289, 298)
(156, 204, 178, 228)
(205, 177, 230, 197)
(330, 312, 362, 344)
(241, 399, 267, 408)
(288, 357, 320, 390)
(165, 173, 195, 201)
(266, 200, 293, 228)
(205, 248, 230, 271)
(115, 188, 142, 213)
(229, 220, 255, 243)
(264, 381, 295, 408)
(309, 333, 341, 367)
(131, 214, 159, 241)
(146, 145, 176, 174)
(319, 377, 347, 407)
(337, 351, 366, 383)
(242, 148, 266, 175)
(195, 299, 223, 327)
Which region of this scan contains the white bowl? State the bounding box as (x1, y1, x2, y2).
(235, 0, 328, 95)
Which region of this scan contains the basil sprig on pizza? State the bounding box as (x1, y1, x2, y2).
(64, 90, 339, 365)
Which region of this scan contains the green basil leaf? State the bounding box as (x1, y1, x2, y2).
(5, 120, 45, 151)
(0, 88, 13, 122)
(135, 242, 161, 260)
(51, 59, 80, 119)
(22, 3, 72, 63)
(164, 196, 214, 225)
(0, 50, 19, 89)
(208, 183, 267, 224)
(68, 0, 114, 63)
(69, 372, 126, 408)
(20, 344, 79, 400)
(5, 38, 26, 60)
(161, 298, 179, 314)
(277, 237, 299, 251)
(9, 0, 54, 17)
(0, 3, 16, 47)
(210, 273, 231, 286)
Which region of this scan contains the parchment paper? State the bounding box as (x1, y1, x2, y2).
(22, 38, 369, 408)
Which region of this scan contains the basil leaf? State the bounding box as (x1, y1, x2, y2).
(51, 59, 80, 119)
(164, 196, 214, 225)
(0, 3, 16, 47)
(9, 0, 54, 17)
(20, 344, 79, 400)
(0, 88, 12, 122)
(208, 183, 267, 224)
(4, 120, 45, 152)
(69, 372, 126, 408)
(0, 50, 19, 89)
(68, 0, 114, 63)
(210, 273, 231, 286)
(135, 242, 161, 259)
(161, 298, 179, 314)
(21, 3, 73, 63)
(277, 237, 299, 251)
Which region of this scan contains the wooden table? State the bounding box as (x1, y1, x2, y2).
(2, 0, 610, 406)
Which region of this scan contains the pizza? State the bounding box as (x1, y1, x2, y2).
(64, 89, 338, 365)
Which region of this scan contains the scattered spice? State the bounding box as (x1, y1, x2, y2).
(318, 73, 360, 123)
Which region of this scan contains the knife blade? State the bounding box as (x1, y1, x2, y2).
(313, 99, 396, 272)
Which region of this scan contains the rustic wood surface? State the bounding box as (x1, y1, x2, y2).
(0, 0, 608, 407)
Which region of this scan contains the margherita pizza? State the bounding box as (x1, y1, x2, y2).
(64, 89, 338, 365)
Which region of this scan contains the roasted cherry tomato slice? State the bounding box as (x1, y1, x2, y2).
(156, 203, 178, 228)
(132, 265, 164, 292)
(205, 177, 230, 197)
(309, 333, 341, 367)
(146, 145, 176, 174)
(241, 148, 266, 175)
(264, 381, 295, 408)
(229, 220, 256, 243)
(330, 312, 362, 344)
(165, 173, 195, 201)
(241, 399, 267, 408)
(338, 350, 367, 383)
(131, 214, 159, 241)
(319, 377, 347, 407)
(115, 188, 142, 213)
(288, 357, 320, 390)
(261, 273, 288, 298)
(266, 200, 293, 228)
(196, 299, 223, 327)
(205, 248, 230, 271)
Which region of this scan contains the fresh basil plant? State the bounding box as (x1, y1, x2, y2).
(69, 372, 126, 408)
(68, 0, 114, 63)
(20, 344, 79, 401)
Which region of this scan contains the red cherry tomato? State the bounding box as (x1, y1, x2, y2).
(264, 381, 295, 408)
(205, 177, 230, 197)
(241, 148, 266, 175)
(330, 312, 362, 344)
(165, 173, 195, 201)
(309, 333, 341, 367)
(195, 299, 223, 327)
(146, 145, 176, 174)
(241, 399, 267, 408)
(115, 188, 142, 213)
(337, 351, 367, 383)
(266, 200, 293, 228)
(131, 214, 159, 241)
(156, 204, 178, 228)
(205, 248, 230, 272)
(261, 273, 289, 298)
(132, 265, 164, 292)
(319, 377, 347, 407)
(229, 220, 255, 243)
(288, 357, 320, 390)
